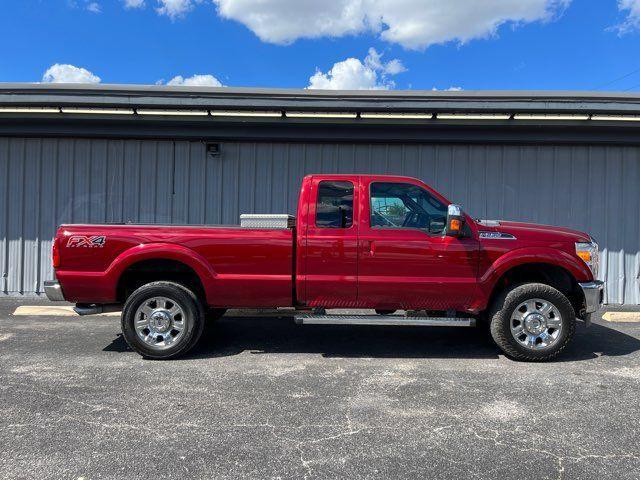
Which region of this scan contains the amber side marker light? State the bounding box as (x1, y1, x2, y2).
(449, 219, 462, 232)
(577, 250, 591, 263)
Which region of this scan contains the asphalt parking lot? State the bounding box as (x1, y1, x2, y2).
(1, 298, 639, 480)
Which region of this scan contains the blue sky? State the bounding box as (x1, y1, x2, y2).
(1, 0, 640, 91)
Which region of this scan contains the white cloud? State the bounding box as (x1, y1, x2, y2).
(211, 0, 570, 50)
(86, 2, 101, 13)
(616, 0, 640, 33)
(157, 0, 200, 19)
(363, 47, 407, 75)
(383, 59, 407, 75)
(308, 59, 382, 90)
(42, 64, 101, 84)
(214, 0, 367, 44)
(308, 48, 405, 90)
(68, 0, 102, 13)
(123, 0, 145, 8)
(166, 74, 223, 86)
(432, 86, 463, 91)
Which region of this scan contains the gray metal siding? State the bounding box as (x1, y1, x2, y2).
(0, 137, 638, 304)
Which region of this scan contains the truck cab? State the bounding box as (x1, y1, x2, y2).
(46, 173, 604, 361)
(297, 175, 481, 312)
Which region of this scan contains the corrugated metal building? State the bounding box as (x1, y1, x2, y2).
(0, 84, 639, 304)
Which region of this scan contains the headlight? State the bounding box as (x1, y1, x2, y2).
(576, 241, 599, 278)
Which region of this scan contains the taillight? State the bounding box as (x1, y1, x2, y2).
(52, 238, 60, 268)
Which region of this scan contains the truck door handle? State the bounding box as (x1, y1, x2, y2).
(365, 240, 375, 256)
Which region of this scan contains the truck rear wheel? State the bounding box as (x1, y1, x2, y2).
(489, 283, 575, 361)
(121, 281, 205, 360)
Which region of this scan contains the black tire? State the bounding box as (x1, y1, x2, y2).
(375, 309, 397, 315)
(489, 283, 576, 362)
(121, 281, 205, 360)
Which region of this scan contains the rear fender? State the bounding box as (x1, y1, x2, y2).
(105, 243, 217, 303)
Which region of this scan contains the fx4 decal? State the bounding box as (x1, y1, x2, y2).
(67, 235, 106, 248)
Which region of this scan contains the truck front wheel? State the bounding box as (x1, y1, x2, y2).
(489, 283, 576, 361)
(121, 281, 205, 359)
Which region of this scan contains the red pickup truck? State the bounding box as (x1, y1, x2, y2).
(45, 174, 603, 361)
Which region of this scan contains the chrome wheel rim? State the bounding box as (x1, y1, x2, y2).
(510, 298, 563, 350)
(134, 296, 187, 350)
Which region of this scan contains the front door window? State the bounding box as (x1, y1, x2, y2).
(369, 182, 448, 234)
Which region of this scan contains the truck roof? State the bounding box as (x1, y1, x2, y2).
(304, 174, 452, 205)
(304, 173, 425, 181)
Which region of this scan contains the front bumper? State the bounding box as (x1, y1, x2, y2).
(579, 280, 605, 315)
(44, 280, 65, 302)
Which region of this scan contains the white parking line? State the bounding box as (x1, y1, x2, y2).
(10, 306, 292, 317)
(602, 312, 640, 323)
(12, 306, 121, 316)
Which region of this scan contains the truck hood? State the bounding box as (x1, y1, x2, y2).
(476, 219, 591, 244)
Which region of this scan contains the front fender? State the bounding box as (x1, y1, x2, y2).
(477, 246, 592, 310)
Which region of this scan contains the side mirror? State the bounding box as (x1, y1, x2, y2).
(446, 204, 464, 237)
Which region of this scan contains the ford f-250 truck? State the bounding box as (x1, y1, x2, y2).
(45, 174, 604, 361)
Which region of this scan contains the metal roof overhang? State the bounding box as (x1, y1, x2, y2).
(4, 83, 640, 113)
(2, 84, 640, 145)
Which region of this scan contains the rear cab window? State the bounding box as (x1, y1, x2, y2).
(316, 181, 354, 228)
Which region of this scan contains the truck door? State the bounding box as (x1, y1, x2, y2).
(357, 177, 479, 311)
(303, 177, 359, 308)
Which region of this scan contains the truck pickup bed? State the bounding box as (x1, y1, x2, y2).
(55, 224, 294, 307)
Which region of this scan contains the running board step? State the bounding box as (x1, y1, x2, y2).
(294, 315, 475, 327)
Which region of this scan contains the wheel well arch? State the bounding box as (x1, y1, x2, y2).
(116, 258, 206, 303)
(488, 263, 585, 316)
